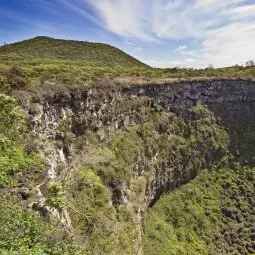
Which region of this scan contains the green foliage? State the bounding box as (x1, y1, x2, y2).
(0, 94, 43, 187)
(0, 134, 43, 187)
(227, 115, 255, 164)
(45, 181, 66, 211)
(65, 106, 229, 254)
(92, 106, 229, 190)
(0, 74, 9, 92)
(64, 165, 142, 254)
(144, 165, 255, 255)
(0, 89, 81, 255)
(0, 36, 146, 67)
(188, 105, 229, 161)
(0, 197, 82, 255)
(0, 94, 230, 254)
(209, 104, 255, 165)
(67, 168, 118, 254)
(0, 36, 253, 255)
(0, 93, 25, 140)
(104, 129, 143, 183)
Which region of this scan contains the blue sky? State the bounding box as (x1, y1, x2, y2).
(0, 0, 255, 68)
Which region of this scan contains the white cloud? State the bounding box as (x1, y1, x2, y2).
(144, 58, 198, 68)
(85, 0, 155, 41)
(83, 0, 250, 41)
(69, 0, 255, 68)
(144, 60, 182, 68)
(199, 22, 255, 67)
(185, 58, 196, 63)
(59, 0, 98, 24)
(227, 5, 255, 19)
(133, 47, 143, 52)
(174, 45, 188, 52)
(147, 20, 255, 68)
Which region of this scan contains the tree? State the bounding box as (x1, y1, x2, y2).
(245, 60, 255, 66)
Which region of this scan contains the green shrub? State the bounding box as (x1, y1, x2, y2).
(45, 181, 66, 211)
(67, 168, 119, 253)
(0, 197, 82, 255)
(4, 66, 27, 90)
(0, 93, 43, 187)
(0, 93, 25, 140)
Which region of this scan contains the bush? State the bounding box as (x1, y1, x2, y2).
(0, 93, 25, 140)
(0, 93, 43, 187)
(0, 196, 82, 255)
(45, 181, 66, 211)
(5, 66, 27, 90)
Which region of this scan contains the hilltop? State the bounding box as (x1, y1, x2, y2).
(0, 36, 147, 67)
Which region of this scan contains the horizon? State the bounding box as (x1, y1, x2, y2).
(1, 0, 255, 68)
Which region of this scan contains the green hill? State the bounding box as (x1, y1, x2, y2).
(0, 36, 147, 67)
(0, 36, 254, 88)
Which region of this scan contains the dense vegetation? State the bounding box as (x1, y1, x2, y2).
(143, 104, 255, 255)
(0, 37, 254, 88)
(144, 164, 255, 255)
(56, 104, 229, 254)
(0, 36, 146, 67)
(223, 114, 255, 165)
(0, 93, 83, 254)
(0, 93, 42, 187)
(0, 196, 81, 255)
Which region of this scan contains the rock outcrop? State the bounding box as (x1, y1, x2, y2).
(15, 78, 255, 204)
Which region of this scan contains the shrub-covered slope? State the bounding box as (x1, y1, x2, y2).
(0, 93, 81, 254)
(144, 101, 255, 255)
(0, 36, 146, 67)
(144, 164, 255, 255)
(0, 197, 81, 255)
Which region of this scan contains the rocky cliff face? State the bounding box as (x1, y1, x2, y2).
(13, 78, 255, 252)
(21, 78, 255, 141)
(17, 78, 255, 202)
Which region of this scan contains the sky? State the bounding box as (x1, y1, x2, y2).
(0, 0, 255, 68)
